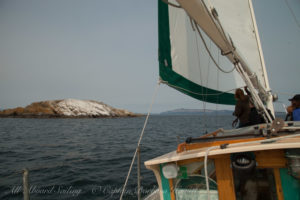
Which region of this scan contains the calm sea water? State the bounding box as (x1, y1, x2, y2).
(0, 115, 234, 200)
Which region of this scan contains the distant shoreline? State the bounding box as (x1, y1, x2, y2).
(0, 99, 143, 118)
(0, 114, 143, 119)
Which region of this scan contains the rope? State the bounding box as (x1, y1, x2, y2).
(193, 20, 236, 74)
(166, 0, 236, 74)
(216, 53, 220, 126)
(204, 146, 218, 200)
(203, 40, 213, 131)
(283, 0, 300, 31)
(211, 8, 236, 53)
(192, 16, 209, 131)
(119, 81, 161, 200)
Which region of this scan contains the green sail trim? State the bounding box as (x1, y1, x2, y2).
(158, 0, 236, 105)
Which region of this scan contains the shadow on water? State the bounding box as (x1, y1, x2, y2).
(0, 115, 234, 199)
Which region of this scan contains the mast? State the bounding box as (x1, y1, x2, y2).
(248, 0, 274, 115)
(175, 0, 274, 122)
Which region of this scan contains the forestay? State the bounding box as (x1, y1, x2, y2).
(158, 0, 271, 107)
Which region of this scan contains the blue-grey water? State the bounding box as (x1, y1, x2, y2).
(0, 115, 234, 200)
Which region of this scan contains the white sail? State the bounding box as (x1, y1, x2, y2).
(158, 0, 274, 113)
(176, 0, 271, 91)
(168, 2, 243, 102)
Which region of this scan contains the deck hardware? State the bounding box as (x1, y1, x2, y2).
(220, 143, 229, 149)
(270, 118, 285, 136)
(162, 163, 178, 179)
(185, 137, 192, 144)
(262, 128, 268, 136)
(232, 153, 256, 172)
(261, 140, 276, 144)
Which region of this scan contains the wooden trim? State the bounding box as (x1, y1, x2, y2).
(214, 154, 236, 200)
(273, 168, 284, 200)
(255, 150, 287, 168)
(177, 157, 204, 166)
(145, 165, 164, 200)
(198, 129, 223, 139)
(177, 137, 265, 153)
(169, 179, 176, 200)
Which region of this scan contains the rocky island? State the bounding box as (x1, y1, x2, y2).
(0, 99, 141, 118)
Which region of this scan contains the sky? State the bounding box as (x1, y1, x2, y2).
(0, 0, 299, 114)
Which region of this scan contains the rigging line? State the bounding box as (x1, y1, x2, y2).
(205, 40, 213, 96)
(193, 20, 236, 74)
(119, 81, 161, 200)
(201, 0, 235, 51)
(192, 15, 208, 133)
(193, 18, 204, 93)
(203, 40, 214, 131)
(284, 0, 300, 30)
(193, 16, 207, 127)
(212, 8, 235, 50)
(216, 52, 220, 126)
(189, 16, 196, 31)
(161, 0, 181, 8)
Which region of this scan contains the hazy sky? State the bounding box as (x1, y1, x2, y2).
(0, 0, 299, 113)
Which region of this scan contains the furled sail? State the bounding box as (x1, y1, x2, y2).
(158, 0, 272, 109)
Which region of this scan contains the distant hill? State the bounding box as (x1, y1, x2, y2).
(160, 108, 233, 115)
(0, 99, 141, 118)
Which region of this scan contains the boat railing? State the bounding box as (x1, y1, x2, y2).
(23, 169, 30, 200)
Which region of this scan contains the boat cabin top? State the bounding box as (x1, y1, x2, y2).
(144, 122, 300, 200)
